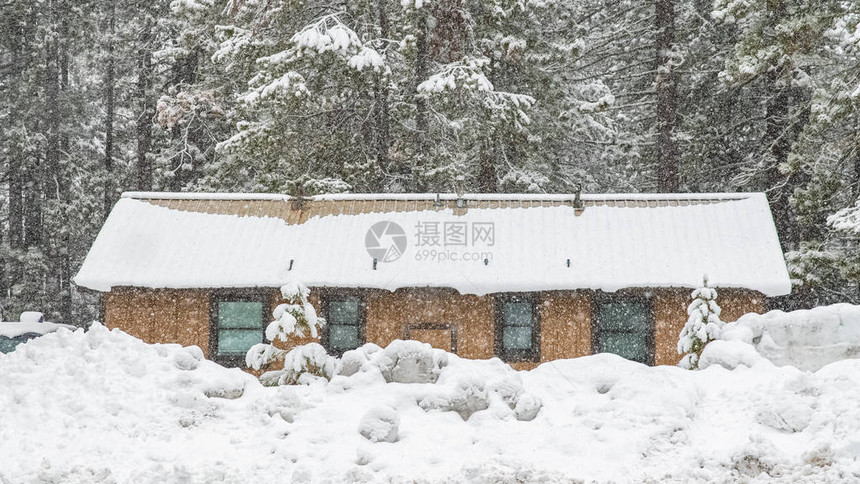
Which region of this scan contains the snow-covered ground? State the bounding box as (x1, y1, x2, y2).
(2, 309, 860, 483)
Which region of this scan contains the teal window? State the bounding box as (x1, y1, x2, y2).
(324, 296, 363, 353)
(594, 299, 652, 364)
(496, 294, 539, 361)
(213, 298, 265, 365)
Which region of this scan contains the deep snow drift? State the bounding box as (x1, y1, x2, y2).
(717, 303, 860, 371)
(2, 316, 860, 483)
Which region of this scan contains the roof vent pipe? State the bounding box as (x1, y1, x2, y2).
(456, 175, 465, 208)
(573, 184, 583, 210)
(434, 193, 443, 207)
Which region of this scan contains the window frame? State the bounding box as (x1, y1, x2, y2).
(209, 290, 269, 368)
(321, 289, 366, 356)
(591, 291, 655, 366)
(494, 292, 541, 362)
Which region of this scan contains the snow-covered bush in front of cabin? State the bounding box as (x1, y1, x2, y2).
(259, 343, 339, 386)
(358, 406, 400, 443)
(374, 340, 449, 384)
(268, 281, 325, 342)
(677, 277, 724, 370)
(415, 357, 542, 421)
(514, 393, 542, 421)
(338, 343, 383, 378)
(245, 282, 333, 385)
(697, 339, 765, 371)
(334, 340, 542, 421)
(447, 377, 490, 420)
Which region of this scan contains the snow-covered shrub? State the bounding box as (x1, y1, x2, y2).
(416, 360, 541, 421)
(200, 371, 248, 399)
(253, 386, 308, 423)
(375, 340, 448, 384)
(358, 406, 399, 443)
(172, 345, 204, 371)
(448, 377, 490, 420)
(267, 281, 325, 342)
(259, 343, 338, 386)
(338, 343, 383, 377)
(698, 340, 764, 370)
(486, 371, 542, 421)
(245, 282, 330, 383)
(678, 277, 724, 369)
(514, 393, 542, 422)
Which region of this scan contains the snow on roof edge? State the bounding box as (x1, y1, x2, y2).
(122, 191, 757, 203)
(121, 191, 293, 201)
(85, 281, 783, 296)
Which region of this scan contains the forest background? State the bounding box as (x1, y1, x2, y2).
(2, 0, 860, 322)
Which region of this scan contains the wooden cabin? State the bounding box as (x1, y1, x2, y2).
(74, 192, 791, 370)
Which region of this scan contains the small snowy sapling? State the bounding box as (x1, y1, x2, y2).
(677, 276, 724, 370)
(245, 282, 335, 385)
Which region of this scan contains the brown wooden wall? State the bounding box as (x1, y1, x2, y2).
(364, 288, 495, 359)
(103, 288, 211, 356)
(652, 288, 765, 365)
(102, 286, 766, 368)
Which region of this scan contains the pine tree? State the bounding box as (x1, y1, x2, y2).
(677, 277, 724, 369)
(245, 282, 333, 385)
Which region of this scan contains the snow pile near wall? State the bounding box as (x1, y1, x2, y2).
(4, 324, 860, 482)
(714, 304, 860, 371)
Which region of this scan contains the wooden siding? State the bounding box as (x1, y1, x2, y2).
(102, 286, 766, 368)
(364, 288, 495, 360)
(653, 290, 689, 366)
(540, 292, 593, 362)
(103, 288, 210, 356)
(653, 288, 765, 366)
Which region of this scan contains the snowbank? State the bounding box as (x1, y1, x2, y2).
(3, 323, 860, 482)
(716, 304, 860, 371)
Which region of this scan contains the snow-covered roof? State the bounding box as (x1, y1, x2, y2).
(73, 192, 791, 296)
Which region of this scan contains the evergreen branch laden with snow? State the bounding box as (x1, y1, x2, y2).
(678, 277, 725, 370)
(245, 281, 327, 374)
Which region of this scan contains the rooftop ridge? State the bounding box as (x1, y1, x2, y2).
(122, 191, 757, 202)
(122, 191, 293, 201)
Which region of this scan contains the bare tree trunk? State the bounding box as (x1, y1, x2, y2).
(655, 0, 678, 192)
(764, 65, 793, 247)
(23, 152, 43, 248)
(373, 0, 391, 191)
(20, 5, 42, 251)
(169, 50, 200, 191)
(855, 151, 860, 200)
(478, 58, 498, 193)
(4, 13, 26, 300)
(477, 138, 497, 193)
(58, 6, 73, 322)
(104, 0, 116, 218)
(136, 4, 154, 191)
(412, 7, 429, 191)
(46, 0, 73, 321)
